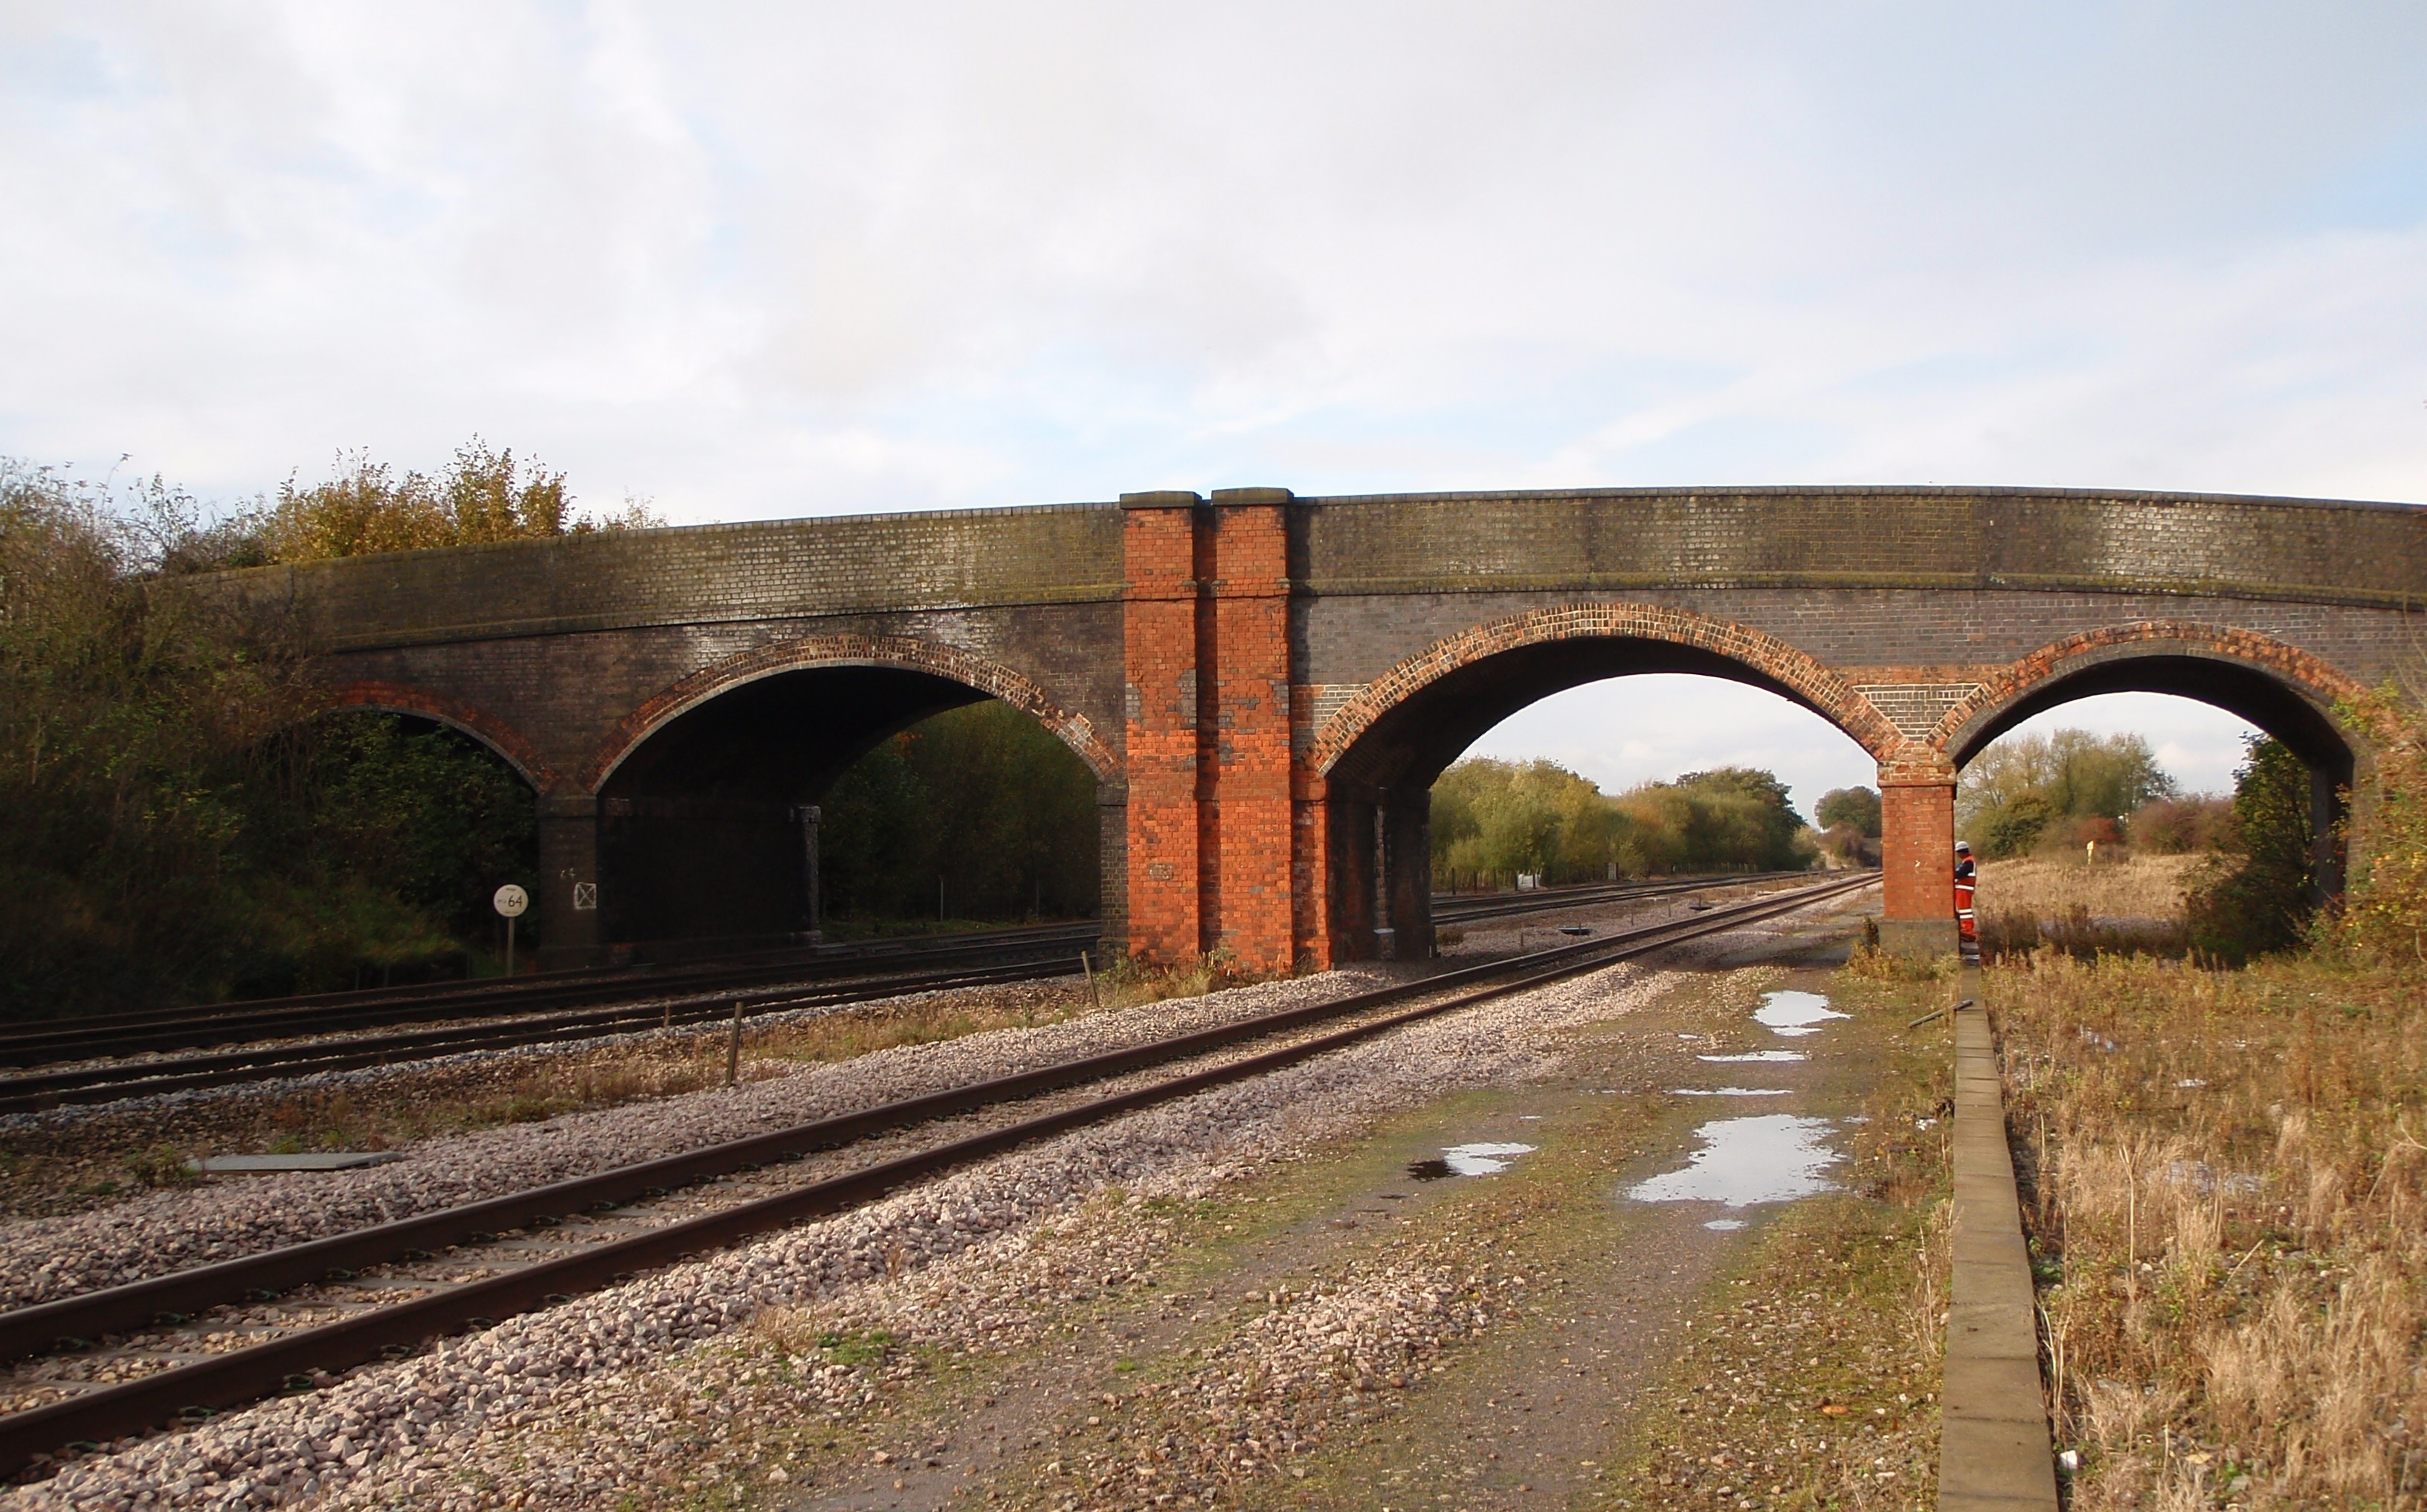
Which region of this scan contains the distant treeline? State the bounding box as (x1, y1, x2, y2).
(818, 702, 1100, 928)
(1430, 759, 1817, 885)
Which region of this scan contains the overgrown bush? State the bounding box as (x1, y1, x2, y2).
(0, 452, 583, 1015)
(2187, 737, 2315, 966)
(2332, 684, 2427, 966)
(2126, 794, 2236, 853)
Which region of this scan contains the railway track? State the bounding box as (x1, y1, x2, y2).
(0, 870, 1875, 1477)
(0, 923, 1103, 1072)
(1431, 870, 1805, 924)
(0, 954, 1092, 1117)
(0, 874, 1808, 1116)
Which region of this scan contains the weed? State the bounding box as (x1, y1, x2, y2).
(1994, 951, 2427, 1508)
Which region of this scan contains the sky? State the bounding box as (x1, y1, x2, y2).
(4, 3, 2423, 809)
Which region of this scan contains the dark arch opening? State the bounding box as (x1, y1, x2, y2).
(596, 666, 1103, 952)
(1322, 637, 1875, 963)
(1946, 652, 2356, 897)
(251, 707, 540, 993)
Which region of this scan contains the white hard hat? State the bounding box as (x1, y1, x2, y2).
(1954, 839, 1973, 852)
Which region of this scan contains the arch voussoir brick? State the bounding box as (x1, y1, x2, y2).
(1930, 621, 2377, 755)
(1304, 602, 1910, 775)
(582, 633, 1120, 793)
(323, 680, 560, 793)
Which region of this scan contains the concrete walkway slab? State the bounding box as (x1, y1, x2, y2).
(1940, 983, 2059, 1512)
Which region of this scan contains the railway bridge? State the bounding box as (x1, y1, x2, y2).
(204, 485, 2427, 969)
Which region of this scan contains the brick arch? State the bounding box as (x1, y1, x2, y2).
(582, 633, 1120, 792)
(1930, 621, 2379, 766)
(1303, 602, 1909, 776)
(323, 679, 559, 792)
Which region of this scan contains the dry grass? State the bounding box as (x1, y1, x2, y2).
(1992, 951, 2427, 1508)
(1976, 852, 2208, 923)
(1975, 853, 2211, 960)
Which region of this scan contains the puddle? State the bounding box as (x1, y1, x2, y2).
(1670, 1087, 1792, 1097)
(1408, 1143, 1537, 1180)
(1754, 989, 1849, 1037)
(1625, 1116, 1843, 1207)
(1697, 1050, 1806, 1064)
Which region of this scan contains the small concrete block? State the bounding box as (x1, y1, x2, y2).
(1941, 1412, 2060, 1505)
(194, 1152, 405, 1174)
(1951, 1227, 2031, 1270)
(1941, 1354, 2054, 1421)
(1947, 1299, 2040, 1360)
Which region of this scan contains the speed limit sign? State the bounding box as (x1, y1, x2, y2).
(492, 884, 529, 918)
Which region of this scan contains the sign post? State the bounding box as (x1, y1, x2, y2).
(493, 883, 529, 977)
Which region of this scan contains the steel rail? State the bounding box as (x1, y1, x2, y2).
(1431, 871, 1804, 923)
(1, 875, 1794, 1111)
(0, 872, 1875, 1474)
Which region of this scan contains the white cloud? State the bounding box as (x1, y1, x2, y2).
(2, 3, 2420, 782)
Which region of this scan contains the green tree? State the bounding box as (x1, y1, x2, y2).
(1431, 758, 1814, 883)
(1814, 786, 1881, 838)
(2188, 737, 2315, 964)
(1672, 767, 1811, 871)
(1957, 729, 2179, 857)
(1432, 759, 1631, 885)
(0, 452, 590, 1015)
(818, 700, 1100, 925)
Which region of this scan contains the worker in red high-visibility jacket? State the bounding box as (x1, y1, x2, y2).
(1953, 840, 1977, 943)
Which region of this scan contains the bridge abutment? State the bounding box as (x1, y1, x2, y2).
(536, 793, 605, 972)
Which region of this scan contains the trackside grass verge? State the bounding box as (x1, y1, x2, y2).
(1990, 951, 2427, 1510)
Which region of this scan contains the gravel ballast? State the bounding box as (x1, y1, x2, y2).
(8, 894, 1866, 1510)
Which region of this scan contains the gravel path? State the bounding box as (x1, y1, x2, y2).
(5, 891, 1865, 1511)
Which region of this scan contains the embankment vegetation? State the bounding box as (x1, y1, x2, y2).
(0, 449, 1100, 1018)
(1428, 757, 1819, 887)
(0, 449, 608, 1016)
(1928, 698, 2427, 1505)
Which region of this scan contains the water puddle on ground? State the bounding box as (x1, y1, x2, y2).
(1669, 1087, 1792, 1097)
(1406, 1142, 1537, 1181)
(1697, 1050, 1806, 1064)
(1753, 989, 1849, 1037)
(1624, 1115, 1844, 1209)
